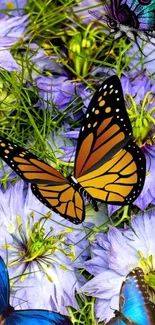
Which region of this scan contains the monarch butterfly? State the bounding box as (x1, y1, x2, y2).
(0, 256, 72, 325)
(106, 267, 155, 324)
(0, 75, 146, 224)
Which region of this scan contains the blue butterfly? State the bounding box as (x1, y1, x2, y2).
(0, 256, 72, 324)
(106, 267, 155, 325)
(89, 0, 155, 50)
(105, 0, 155, 44)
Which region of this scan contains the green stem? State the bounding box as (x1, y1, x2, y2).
(114, 205, 129, 227)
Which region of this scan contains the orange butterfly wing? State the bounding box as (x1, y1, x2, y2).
(75, 75, 132, 179)
(0, 137, 84, 224)
(74, 75, 145, 205)
(77, 140, 145, 205)
(31, 183, 84, 224)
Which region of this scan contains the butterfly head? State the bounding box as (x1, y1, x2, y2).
(106, 16, 117, 29)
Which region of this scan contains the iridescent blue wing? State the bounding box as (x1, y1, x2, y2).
(106, 268, 155, 325)
(5, 310, 72, 325)
(110, 0, 155, 31)
(0, 257, 9, 314)
(120, 268, 155, 324)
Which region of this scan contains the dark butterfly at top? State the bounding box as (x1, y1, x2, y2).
(0, 75, 146, 224)
(90, 0, 155, 47)
(106, 267, 155, 325)
(0, 256, 72, 325)
(107, 0, 155, 43)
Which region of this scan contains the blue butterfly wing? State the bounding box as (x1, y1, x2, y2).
(120, 268, 155, 324)
(110, 0, 155, 30)
(106, 268, 155, 325)
(0, 257, 9, 314)
(5, 310, 72, 325)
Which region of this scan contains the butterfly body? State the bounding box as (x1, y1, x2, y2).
(67, 175, 98, 211)
(0, 76, 146, 224)
(105, 0, 155, 44)
(106, 268, 155, 325)
(0, 257, 72, 325)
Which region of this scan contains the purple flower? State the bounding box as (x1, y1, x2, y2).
(0, 48, 21, 71)
(127, 39, 155, 75)
(27, 44, 65, 74)
(0, 0, 27, 17)
(36, 76, 75, 110)
(0, 14, 29, 71)
(0, 180, 90, 315)
(0, 15, 29, 48)
(35, 74, 92, 122)
(81, 210, 155, 322)
(47, 127, 76, 162)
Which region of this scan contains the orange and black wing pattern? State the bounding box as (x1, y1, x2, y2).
(31, 182, 84, 224)
(0, 137, 67, 184)
(74, 75, 146, 206)
(0, 137, 84, 224)
(77, 140, 146, 205)
(75, 75, 133, 179)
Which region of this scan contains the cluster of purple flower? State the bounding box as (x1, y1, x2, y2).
(0, 0, 155, 324)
